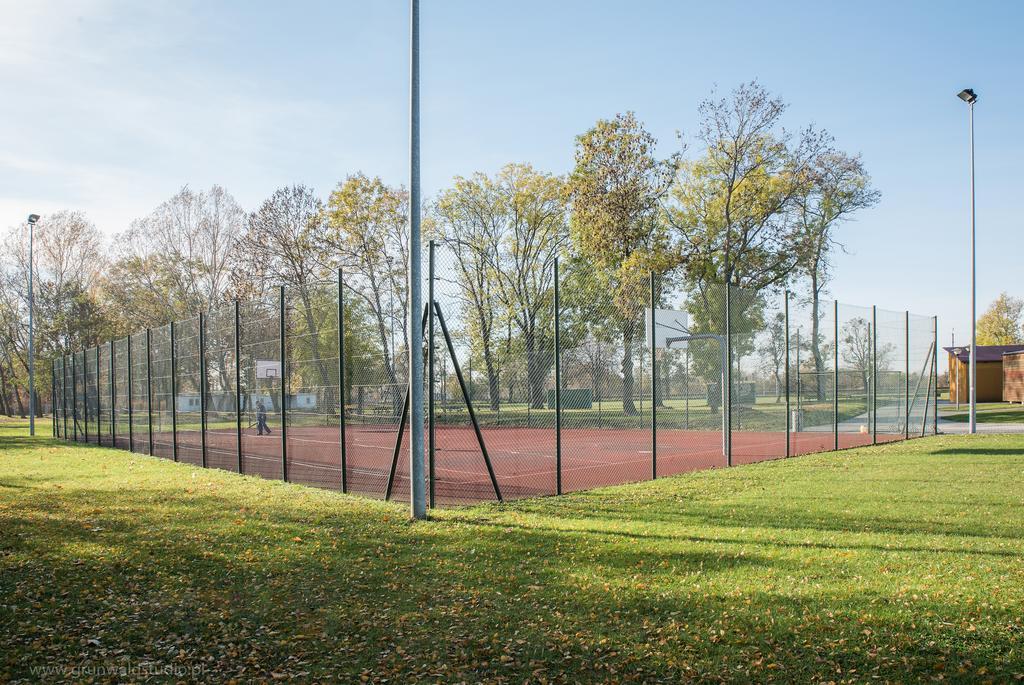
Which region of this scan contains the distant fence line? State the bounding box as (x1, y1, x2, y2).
(52, 243, 938, 506)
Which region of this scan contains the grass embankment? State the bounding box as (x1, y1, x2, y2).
(1, 417, 1022, 682)
(942, 401, 1024, 424)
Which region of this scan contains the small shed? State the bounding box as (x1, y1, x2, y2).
(945, 345, 1024, 403)
(1004, 350, 1024, 403)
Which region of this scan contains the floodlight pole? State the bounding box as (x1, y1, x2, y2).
(967, 96, 978, 435)
(407, 0, 426, 520)
(956, 88, 978, 433)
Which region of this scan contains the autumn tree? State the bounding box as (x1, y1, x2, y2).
(327, 174, 409, 403)
(795, 151, 880, 398)
(668, 82, 833, 401)
(233, 184, 334, 409)
(0, 212, 107, 416)
(977, 293, 1024, 345)
(565, 112, 678, 415)
(104, 185, 245, 328)
(431, 175, 504, 410)
(669, 82, 829, 293)
(434, 163, 567, 410)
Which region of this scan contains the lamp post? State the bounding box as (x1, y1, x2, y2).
(957, 88, 977, 434)
(27, 213, 40, 436)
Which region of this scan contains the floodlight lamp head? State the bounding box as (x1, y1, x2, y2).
(957, 88, 977, 104)
(27, 214, 40, 224)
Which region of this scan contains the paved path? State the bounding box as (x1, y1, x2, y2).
(938, 419, 1024, 434)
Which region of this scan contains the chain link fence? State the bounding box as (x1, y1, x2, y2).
(51, 261, 938, 506)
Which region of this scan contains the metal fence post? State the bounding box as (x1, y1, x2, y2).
(554, 257, 562, 495)
(933, 315, 939, 435)
(96, 346, 102, 444)
(650, 271, 657, 480)
(61, 357, 66, 439)
(71, 352, 75, 438)
(198, 313, 208, 468)
(109, 341, 116, 445)
(428, 242, 436, 506)
(784, 291, 791, 457)
(146, 329, 153, 455)
(905, 310, 910, 440)
(234, 300, 243, 473)
(833, 300, 839, 451)
(725, 284, 732, 465)
(51, 360, 56, 438)
(871, 306, 877, 445)
(84, 350, 89, 444)
(338, 268, 347, 493)
(279, 285, 288, 482)
(126, 341, 132, 451)
(170, 322, 178, 462)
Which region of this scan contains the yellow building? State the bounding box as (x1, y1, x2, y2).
(946, 345, 1024, 403)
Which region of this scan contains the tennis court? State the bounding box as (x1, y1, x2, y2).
(167, 421, 908, 505)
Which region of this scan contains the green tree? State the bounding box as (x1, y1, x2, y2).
(977, 293, 1024, 345)
(668, 82, 831, 404)
(565, 112, 678, 415)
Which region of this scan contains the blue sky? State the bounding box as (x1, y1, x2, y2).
(1, 0, 1021, 344)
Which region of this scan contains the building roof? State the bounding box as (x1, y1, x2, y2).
(1005, 349, 1024, 358)
(944, 345, 1024, 363)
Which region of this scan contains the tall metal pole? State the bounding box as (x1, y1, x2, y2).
(554, 257, 562, 494)
(28, 217, 35, 436)
(967, 98, 977, 434)
(407, 0, 426, 520)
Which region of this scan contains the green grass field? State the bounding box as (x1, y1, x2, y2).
(941, 401, 1024, 424)
(2, 418, 1022, 682)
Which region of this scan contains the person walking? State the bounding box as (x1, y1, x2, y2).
(256, 399, 271, 436)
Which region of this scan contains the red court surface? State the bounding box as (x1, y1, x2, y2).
(93, 422, 915, 505)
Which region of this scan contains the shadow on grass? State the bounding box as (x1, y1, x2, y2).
(931, 447, 1024, 456)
